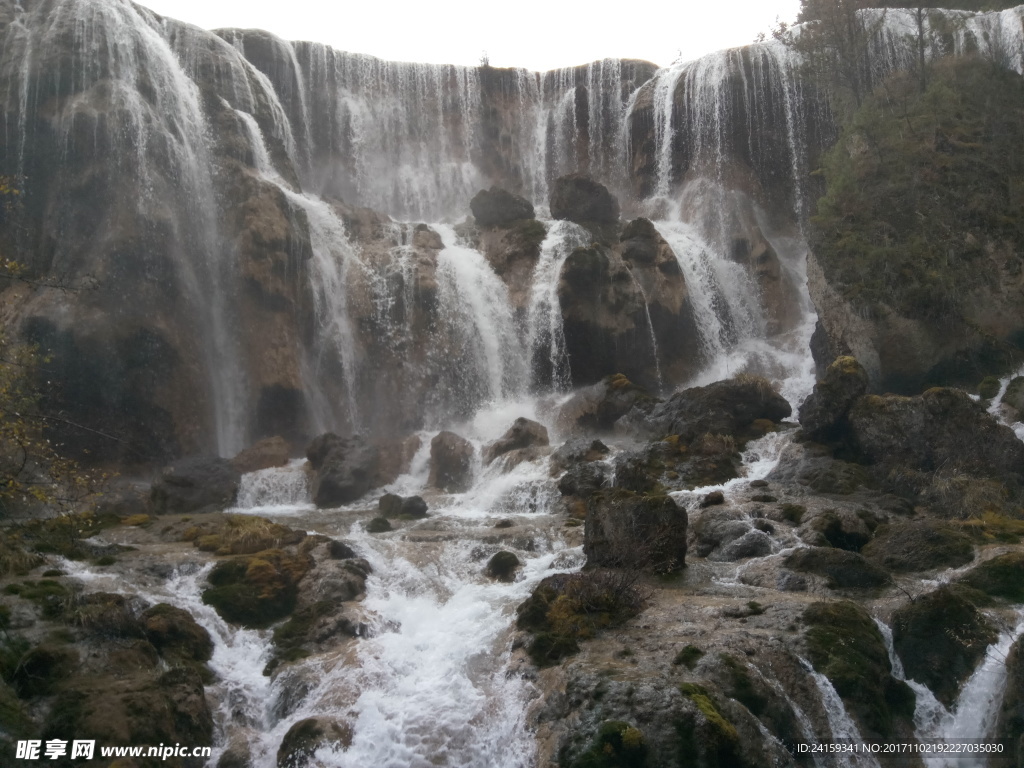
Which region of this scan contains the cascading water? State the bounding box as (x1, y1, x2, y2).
(799, 657, 882, 768)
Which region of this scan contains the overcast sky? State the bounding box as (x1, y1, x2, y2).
(137, 0, 803, 71)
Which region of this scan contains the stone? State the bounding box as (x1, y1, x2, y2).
(584, 491, 687, 572)
(798, 356, 869, 441)
(956, 552, 1024, 602)
(555, 374, 657, 434)
(483, 417, 549, 465)
(861, 520, 974, 573)
(485, 551, 521, 581)
(557, 462, 608, 499)
(150, 456, 241, 515)
(715, 530, 772, 561)
(277, 717, 353, 768)
(201, 550, 310, 628)
(366, 517, 392, 533)
(701, 491, 725, 507)
(629, 375, 792, 442)
(549, 174, 619, 225)
(306, 433, 380, 508)
(996, 637, 1024, 768)
(470, 186, 535, 227)
(140, 604, 214, 663)
(401, 496, 428, 518)
(550, 438, 610, 474)
(892, 586, 997, 707)
(328, 540, 357, 560)
(428, 431, 475, 492)
(230, 436, 292, 474)
(783, 547, 889, 590)
(1001, 376, 1024, 417)
(378, 493, 403, 518)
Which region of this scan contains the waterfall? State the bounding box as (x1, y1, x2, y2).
(525, 220, 591, 391)
(799, 657, 882, 768)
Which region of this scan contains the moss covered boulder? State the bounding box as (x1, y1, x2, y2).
(277, 717, 353, 768)
(784, 547, 889, 590)
(185, 515, 306, 556)
(956, 552, 1024, 603)
(563, 720, 646, 768)
(892, 586, 997, 707)
(804, 601, 915, 739)
(584, 490, 686, 572)
(141, 604, 213, 664)
(798, 356, 869, 442)
(862, 520, 974, 573)
(485, 551, 521, 582)
(996, 636, 1024, 768)
(202, 550, 311, 628)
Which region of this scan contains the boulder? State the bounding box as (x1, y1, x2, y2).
(550, 438, 610, 474)
(716, 530, 773, 561)
(956, 552, 1024, 602)
(306, 433, 379, 508)
(485, 551, 521, 581)
(584, 491, 687, 572)
(230, 436, 292, 474)
(861, 520, 974, 573)
(140, 604, 214, 663)
(277, 717, 353, 768)
(555, 374, 656, 434)
(150, 456, 241, 515)
(378, 493, 403, 518)
(892, 586, 997, 707)
(470, 186, 535, 227)
(483, 417, 549, 465)
(201, 550, 310, 628)
(557, 462, 608, 499)
(401, 495, 428, 518)
(428, 431, 475, 492)
(550, 174, 619, 225)
(628, 375, 792, 442)
(377, 494, 427, 519)
(798, 356, 869, 441)
(847, 388, 1024, 482)
(690, 508, 750, 558)
(1001, 376, 1024, 417)
(783, 547, 889, 589)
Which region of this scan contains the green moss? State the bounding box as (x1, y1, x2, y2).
(679, 684, 738, 742)
(978, 376, 1002, 400)
(201, 551, 308, 629)
(957, 552, 1024, 602)
(781, 504, 806, 525)
(812, 57, 1024, 343)
(566, 721, 647, 768)
(673, 645, 704, 669)
(805, 601, 915, 739)
(719, 654, 768, 716)
(862, 520, 974, 572)
(511, 219, 547, 251)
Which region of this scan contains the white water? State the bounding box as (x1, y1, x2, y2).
(799, 657, 882, 768)
(525, 220, 592, 391)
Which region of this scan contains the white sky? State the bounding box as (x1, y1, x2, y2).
(137, 0, 803, 71)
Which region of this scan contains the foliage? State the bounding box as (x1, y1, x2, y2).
(810, 58, 1024, 321)
(565, 721, 647, 768)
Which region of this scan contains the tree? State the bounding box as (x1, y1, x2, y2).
(775, 0, 887, 114)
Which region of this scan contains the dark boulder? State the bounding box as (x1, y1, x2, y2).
(628, 375, 792, 441)
(584, 491, 687, 572)
(150, 456, 241, 515)
(783, 547, 889, 590)
(892, 586, 997, 707)
(957, 552, 1024, 602)
(378, 493, 403, 518)
(550, 438, 610, 473)
(401, 495, 428, 518)
(428, 431, 475, 492)
(277, 717, 353, 768)
(485, 551, 521, 581)
(306, 433, 379, 508)
(861, 520, 974, 573)
(483, 417, 549, 465)
(378, 494, 428, 519)
(1001, 376, 1024, 418)
(847, 388, 1024, 482)
(556, 374, 657, 434)
(996, 637, 1024, 767)
(550, 174, 619, 225)
(140, 604, 214, 664)
(798, 356, 869, 441)
(470, 186, 535, 227)
(557, 462, 608, 499)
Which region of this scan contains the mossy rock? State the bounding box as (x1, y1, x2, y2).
(673, 645, 704, 669)
(676, 683, 745, 767)
(0, 678, 33, 740)
(718, 654, 768, 716)
(268, 600, 336, 673)
(978, 376, 1002, 400)
(378, 493, 403, 518)
(957, 552, 1024, 603)
(485, 551, 521, 582)
(862, 520, 974, 573)
(801, 460, 872, 495)
(1001, 376, 1024, 417)
(810, 510, 870, 552)
(6, 579, 70, 620)
(186, 515, 305, 556)
(43, 666, 213, 757)
(780, 504, 805, 525)
(366, 517, 392, 533)
(804, 601, 915, 739)
(68, 592, 145, 639)
(141, 604, 213, 663)
(277, 717, 353, 768)
(892, 586, 998, 707)
(10, 644, 79, 698)
(784, 547, 889, 589)
(566, 720, 647, 768)
(202, 550, 309, 629)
